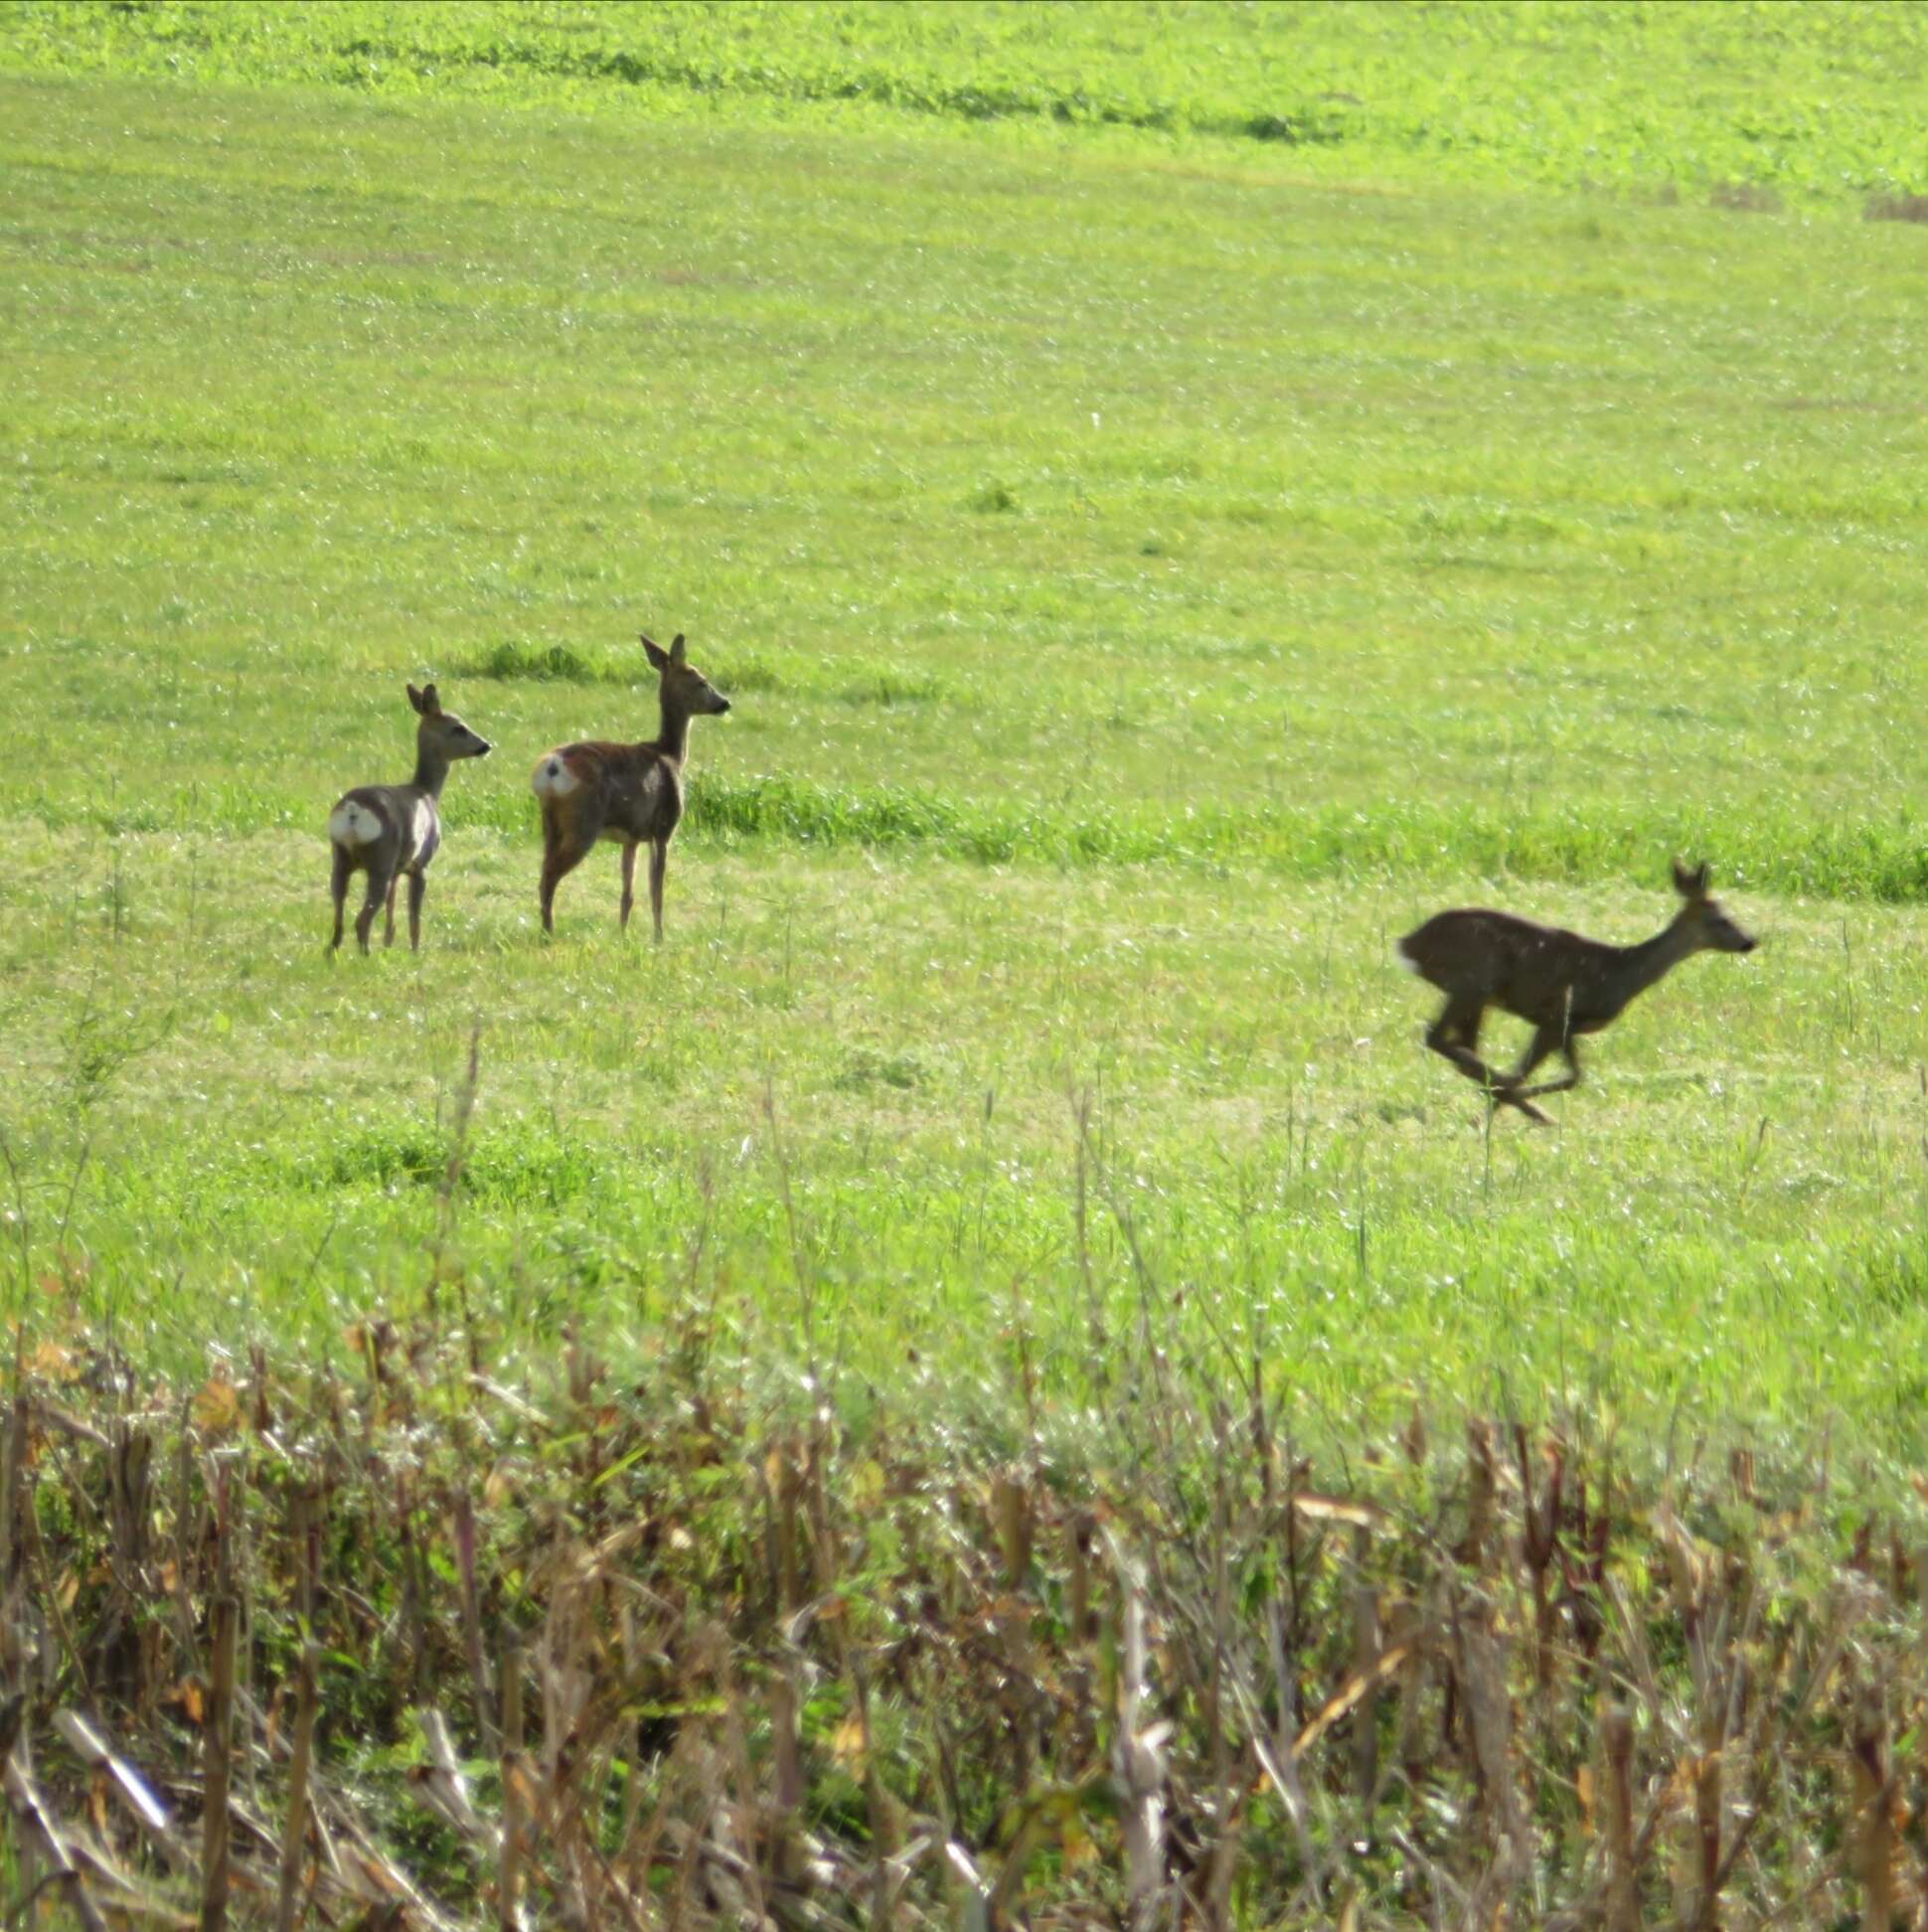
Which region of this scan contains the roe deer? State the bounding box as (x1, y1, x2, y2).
(327, 683, 493, 954)
(1397, 859, 1756, 1125)
(530, 631, 731, 939)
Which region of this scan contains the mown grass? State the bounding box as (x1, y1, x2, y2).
(3, 16, 1928, 1453)
(7, 1, 1928, 202)
(13, 825, 1928, 1445)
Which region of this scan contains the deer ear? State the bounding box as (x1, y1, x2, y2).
(1692, 862, 1711, 894)
(641, 633, 670, 672)
(420, 682, 441, 715)
(406, 683, 427, 716)
(669, 632, 688, 667)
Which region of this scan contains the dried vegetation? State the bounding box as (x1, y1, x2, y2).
(1, 1296, 1924, 1928)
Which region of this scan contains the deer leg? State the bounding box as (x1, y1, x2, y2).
(383, 874, 399, 947)
(406, 870, 426, 952)
(328, 848, 352, 953)
(1515, 1029, 1582, 1103)
(649, 837, 669, 942)
(539, 816, 593, 936)
(355, 863, 393, 956)
(619, 842, 638, 930)
(1425, 1000, 1552, 1125)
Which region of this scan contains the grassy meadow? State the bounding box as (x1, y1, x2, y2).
(6, 2, 1928, 1451)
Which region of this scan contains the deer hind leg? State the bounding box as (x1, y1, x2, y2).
(1425, 998, 1552, 1125)
(619, 842, 639, 930)
(648, 837, 669, 942)
(355, 861, 395, 956)
(328, 847, 352, 952)
(539, 807, 596, 935)
(383, 874, 400, 947)
(406, 870, 426, 952)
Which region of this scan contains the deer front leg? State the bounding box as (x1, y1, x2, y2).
(619, 842, 638, 930)
(406, 870, 426, 951)
(383, 874, 400, 947)
(1514, 1026, 1582, 1103)
(1425, 1001, 1552, 1126)
(648, 837, 669, 942)
(328, 847, 352, 952)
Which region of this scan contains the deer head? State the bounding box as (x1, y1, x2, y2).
(407, 682, 493, 760)
(1671, 859, 1755, 954)
(642, 633, 731, 717)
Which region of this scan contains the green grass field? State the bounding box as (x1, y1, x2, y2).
(6, 2, 1928, 1449)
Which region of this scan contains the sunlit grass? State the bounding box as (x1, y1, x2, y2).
(9, 817, 1928, 1443)
(3, 32, 1927, 1450)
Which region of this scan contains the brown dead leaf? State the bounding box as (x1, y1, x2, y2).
(28, 1340, 80, 1383)
(830, 1711, 869, 1777)
(1290, 1492, 1383, 1530)
(1292, 1640, 1414, 1761)
(192, 1375, 241, 1434)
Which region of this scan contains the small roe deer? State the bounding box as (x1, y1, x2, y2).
(530, 631, 731, 939)
(327, 683, 492, 954)
(1397, 859, 1755, 1125)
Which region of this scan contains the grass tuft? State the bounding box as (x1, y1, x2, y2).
(469, 639, 610, 683)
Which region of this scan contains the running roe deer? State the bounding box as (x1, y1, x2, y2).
(327, 683, 493, 954)
(1397, 859, 1756, 1125)
(530, 631, 731, 939)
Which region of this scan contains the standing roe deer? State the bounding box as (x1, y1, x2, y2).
(327, 683, 493, 954)
(1397, 859, 1756, 1124)
(530, 631, 731, 939)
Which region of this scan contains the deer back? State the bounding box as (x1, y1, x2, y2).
(535, 740, 682, 843)
(1398, 908, 1597, 1002)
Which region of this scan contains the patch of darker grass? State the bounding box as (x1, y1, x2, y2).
(835, 671, 944, 708)
(1710, 181, 1781, 215)
(469, 639, 609, 683)
(1865, 191, 1928, 224)
(969, 482, 1022, 515)
(833, 1046, 928, 1092)
(718, 659, 790, 696)
(288, 1123, 603, 1206)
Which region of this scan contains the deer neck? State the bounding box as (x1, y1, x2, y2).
(652, 690, 694, 768)
(410, 740, 450, 800)
(1605, 916, 1699, 1008)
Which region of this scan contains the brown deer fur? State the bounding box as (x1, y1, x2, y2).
(327, 683, 493, 954)
(531, 632, 731, 939)
(1397, 860, 1756, 1125)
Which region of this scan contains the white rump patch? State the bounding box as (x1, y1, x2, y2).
(328, 800, 383, 848)
(1393, 939, 1421, 974)
(531, 754, 578, 799)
